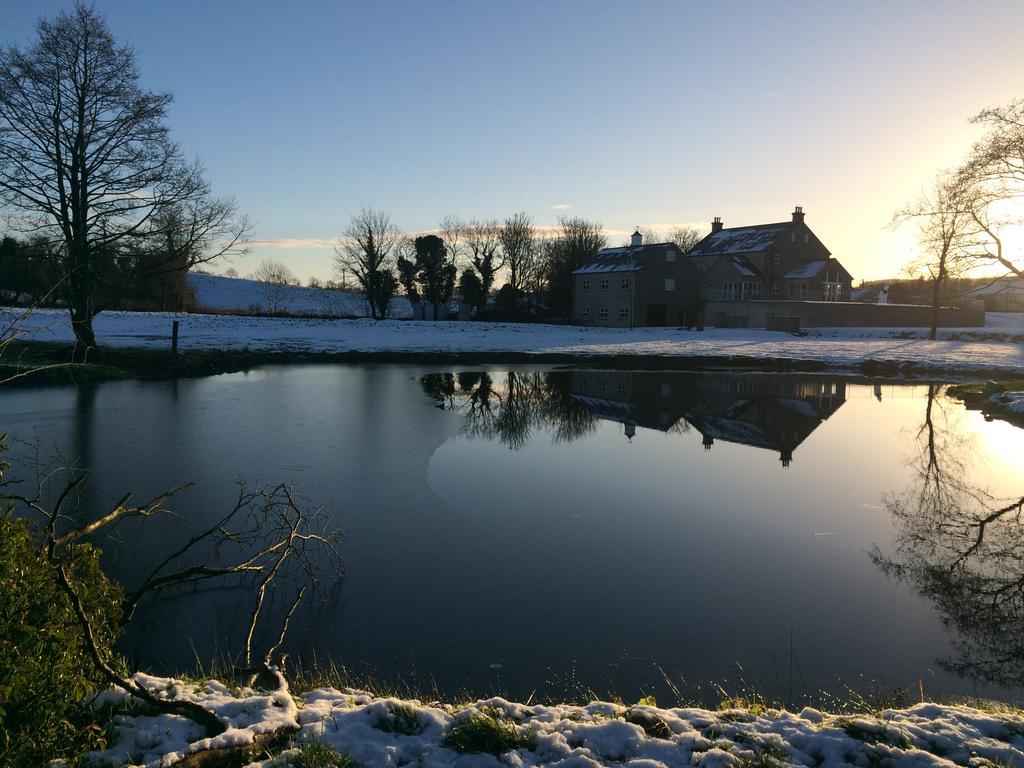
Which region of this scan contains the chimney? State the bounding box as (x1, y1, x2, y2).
(630, 229, 642, 247)
(792, 205, 805, 225)
(711, 216, 723, 233)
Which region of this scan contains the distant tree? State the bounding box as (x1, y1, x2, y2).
(413, 234, 456, 305)
(251, 258, 297, 313)
(0, 4, 249, 357)
(495, 283, 525, 318)
(224, 267, 239, 278)
(668, 225, 703, 253)
(499, 212, 538, 310)
(333, 207, 399, 319)
(544, 217, 606, 318)
(439, 215, 466, 269)
(306, 276, 322, 289)
(458, 268, 483, 313)
(465, 219, 503, 313)
(893, 172, 972, 339)
(395, 238, 421, 304)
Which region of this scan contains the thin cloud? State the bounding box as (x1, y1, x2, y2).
(249, 238, 337, 250)
(551, 203, 573, 210)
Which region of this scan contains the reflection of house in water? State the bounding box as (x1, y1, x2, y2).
(569, 371, 846, 466)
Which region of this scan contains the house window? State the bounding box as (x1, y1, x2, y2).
(723, 281, 738, 300)
(771, 281, 781, 297)
(620, 277, 630, 289)
(617, 383, 627, 396)
(799, 282, 809, 299)
(660, 382, 671, 397)
(666, 250, 676, 263)
(835, 284, 843, 300)
(753, 282, 763, 299)
(578, 376, 587, 389)
(581, 307, 590, 320)
(791, 232, 796, 242)
(664, 278, 676, 291)
(582, 279, 590, 291)
(773, 253, 781, 266)
(618, 307, 629, 320)
(804, 233, 810, 244)
(600, 279, 609, 291)
(741, 282, 752, 300)
(596, 380, 606, 393)
(599, 307, 608, 320)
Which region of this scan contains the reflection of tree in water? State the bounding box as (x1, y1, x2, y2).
(420, 371, 597, 449)
(872, 385, 1024, 687)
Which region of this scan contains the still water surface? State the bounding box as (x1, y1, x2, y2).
(3, 365, 1023, 705)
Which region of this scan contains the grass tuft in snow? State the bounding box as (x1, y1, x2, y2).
(282, 739, 357, 768)
(374, 702, 423, 736)
(443, 711, 536, 755)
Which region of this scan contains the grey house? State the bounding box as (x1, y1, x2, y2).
(572, 231, 703, 327)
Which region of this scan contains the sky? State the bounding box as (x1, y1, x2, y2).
(3, 0, 1024, 284)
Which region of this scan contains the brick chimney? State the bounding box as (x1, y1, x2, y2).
(792, 206, 805, 225)
(711, 216, 723, 233)
(630, 229, 642, 247)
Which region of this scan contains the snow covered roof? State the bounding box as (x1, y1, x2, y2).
(783, 260, 828, 279)
(730, 256, 760, 277)
(574, 243, 682, 275)
(966, 277, 1024, 297)
(688, 224, 789, 256)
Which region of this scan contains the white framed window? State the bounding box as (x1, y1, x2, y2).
(618, 307, 629, 320)
(599, 307, 608, 319)
(620, 277, 630, 289)
(741, 282, 752, 300)
(723, 281, 738, 300)
(753, 282, 763, 299)
(666, 250, 676, 263)
(836, 284, 843, 300)
(773, 253, 781, 266)
(600, 279, 609, 291)
(799, 282, 809, 299)
(582, 279, 590, 291)
(660, 382, 672, 397)
(771, 281, 781, 297)
(581, 307, 590, 320)
(664, 278, 676, 291)
(803, 233, 810, 244)
(791, 232, 796, 242)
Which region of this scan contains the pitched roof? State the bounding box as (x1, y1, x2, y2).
(574, 242, 681, 274)
(783, 257, 851, 280)
(688, 223, 790, 257)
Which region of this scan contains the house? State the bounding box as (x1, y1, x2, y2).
(689, 207, 853, 302)
(572, 230, 703, 327)
(966, 277, 1024, 312)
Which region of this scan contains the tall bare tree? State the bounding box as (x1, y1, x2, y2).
(439, 214, 465, 270)
(499, 212, 538, 301)
(464, 218, 502, 313)
(544, 216, 606, 318)
(893, 172, 972, 339)
(0, 4, 249, 357)
(333, 207, 399, 319)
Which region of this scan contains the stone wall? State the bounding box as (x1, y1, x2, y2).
(703, 300, 986, 329)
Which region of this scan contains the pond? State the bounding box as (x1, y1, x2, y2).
(3, 364, 1023, 707)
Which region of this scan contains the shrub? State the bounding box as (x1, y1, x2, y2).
(0, 495, 124, 765)
(444, 711, 535, 755)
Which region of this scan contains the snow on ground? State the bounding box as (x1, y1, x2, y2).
(81, 675, 1024, 768)
(6, 307, 1024, 375)
(187, 272, 412, 319)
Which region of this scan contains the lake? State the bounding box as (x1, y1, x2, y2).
(3, 364, 1023, 707)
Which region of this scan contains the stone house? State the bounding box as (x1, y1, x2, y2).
(572, 231, 703, 327)
(689, 207, 853, 302)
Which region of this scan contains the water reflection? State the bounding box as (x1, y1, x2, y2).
(421, 369, 847, 466)
(872, 385, 1024, 688)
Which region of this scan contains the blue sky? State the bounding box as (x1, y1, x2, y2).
(4, 0, 1023, 282)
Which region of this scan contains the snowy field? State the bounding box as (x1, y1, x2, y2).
(188, 272, 413, 318)
(5, 307, 1024, 375)
(81, 674, 1024, 768)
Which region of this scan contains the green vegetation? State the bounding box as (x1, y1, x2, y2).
(283, 739, 357, 768)
(0, 443, 124, 766)
(374, 702, 422, 735)
(443, 711, 536, 755)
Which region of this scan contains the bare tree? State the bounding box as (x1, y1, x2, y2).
(464, 219, 502, 313)
(499, 212, 538, 304)
(892, 172, 972, 339)
(545, 217, 606, 318)
(0, 4, 249, 358)
(439, 214, 465, 269)
(668, 225, 703, 253)
(333, 207, 400, 320)
(251, 258, 297, 313)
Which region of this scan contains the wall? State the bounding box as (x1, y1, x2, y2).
(703, 299, 986, 328)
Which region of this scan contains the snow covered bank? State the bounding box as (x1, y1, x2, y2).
(82, 674, 1024, 767)
(6, 307, 1024, 376)
(187, 272, 412, 319)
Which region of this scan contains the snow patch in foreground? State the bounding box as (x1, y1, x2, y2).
(79, 674, 1024, 768)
